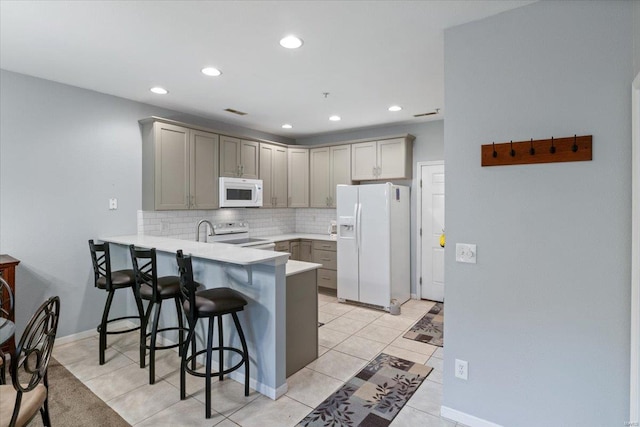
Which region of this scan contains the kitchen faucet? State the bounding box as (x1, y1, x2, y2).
(195, 219, 214, 242)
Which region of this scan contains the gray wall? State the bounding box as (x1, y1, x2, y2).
(0, 70, 292, 338)
(635, 0, 640, 77)
(297, 120, 445, 296)
(443, 2, 632, 426)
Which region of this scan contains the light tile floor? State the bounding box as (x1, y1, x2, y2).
(53, 291, 460, 426)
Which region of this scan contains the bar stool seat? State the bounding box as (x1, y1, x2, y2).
(139, 276, 182, 298)
(184, 288, 247, 316)
(176, 250, 250, 419)
(96, 270, 136, 289)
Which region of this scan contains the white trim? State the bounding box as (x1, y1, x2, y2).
(55, 319, 137, 346)
(440, 406, 503, 427)
(631, 72, 640, 425)
(415, 160, 445, 300)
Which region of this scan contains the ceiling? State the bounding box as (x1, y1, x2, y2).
(0, 1, 534, 138)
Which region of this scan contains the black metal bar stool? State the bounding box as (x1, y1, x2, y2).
(176, 250, 250, 419)
(129, 245, 202, 384)
(88, 240, 144, 366)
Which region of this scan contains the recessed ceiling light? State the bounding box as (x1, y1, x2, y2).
(388, 105, 402, 112)
(150, 87, 168, 95)
(280, 35, 303, 49)
(201, 67, 222, 77)
(329, 115, 341, 122)
(282, 124, 293, 129)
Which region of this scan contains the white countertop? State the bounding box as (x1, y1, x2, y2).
(261, 233, 337, 242)
(102, 235, 290, 266)
(286, 260, 322, 277)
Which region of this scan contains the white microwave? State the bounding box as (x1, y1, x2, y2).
(219, 177, 263, 208)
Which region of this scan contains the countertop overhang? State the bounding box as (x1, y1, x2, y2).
(101, 235, 290, 266)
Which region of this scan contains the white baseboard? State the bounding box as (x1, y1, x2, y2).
(56, 320, 138, 346)
(440, 406, 503, 427)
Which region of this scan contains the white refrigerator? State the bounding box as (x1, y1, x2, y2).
(336, 183, 410, 310)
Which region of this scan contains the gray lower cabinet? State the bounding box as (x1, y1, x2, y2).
(299, 240, 312, 262)
(312, 240, 337, 289)
(286, 269, 318, 377)
(274, 240, 290, 252)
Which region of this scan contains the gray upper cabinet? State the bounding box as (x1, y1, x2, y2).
(351, 136, 413, 181)
(287, 147, 309, 207)
(260, 143, 288, 208)
(310, 145, 352, 208)
(142, 121, 219, 210)
(219, 136, 259, 179)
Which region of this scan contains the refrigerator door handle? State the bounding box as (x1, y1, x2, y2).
(356, 202, 362, 253)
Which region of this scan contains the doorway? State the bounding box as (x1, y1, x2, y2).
(416, 161, 445, 301)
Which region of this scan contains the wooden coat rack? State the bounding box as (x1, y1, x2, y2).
(481, 135, 592, 167)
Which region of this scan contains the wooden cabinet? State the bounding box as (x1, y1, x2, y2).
(219, 136, 259, 179)
(310, 145, 352, 208)
(312, 240, 337, 289)
(287, 147, 309, 207)
(260, 143, 288, 208)
(142, 121, 219, 210)
(1, 255, 20, 354)
(351, 137, 413, 181)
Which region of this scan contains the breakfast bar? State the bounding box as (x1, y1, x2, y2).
(102, 234, 318, 400)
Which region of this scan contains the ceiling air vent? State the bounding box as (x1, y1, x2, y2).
(224, 108, 248, 116)
(414, 108, 440, 118)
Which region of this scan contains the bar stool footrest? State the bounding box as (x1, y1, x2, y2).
(97, 316, 142, 335)
(143, 326, 187, 350)
(184, 347, 247, 378)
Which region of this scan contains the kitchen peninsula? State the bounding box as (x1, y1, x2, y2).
(102, 234, 319, 400)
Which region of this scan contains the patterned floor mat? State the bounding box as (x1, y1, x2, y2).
(297, 353, 432, 427)
(402, 302, 444, 347)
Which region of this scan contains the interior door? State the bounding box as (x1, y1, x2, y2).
(420, 162, 445, 301)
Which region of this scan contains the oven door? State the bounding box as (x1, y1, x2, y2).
(219, 177, 263, 207)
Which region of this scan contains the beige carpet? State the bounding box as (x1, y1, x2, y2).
(28, 357, 130, 427)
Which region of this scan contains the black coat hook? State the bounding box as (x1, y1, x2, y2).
(550, 136, 556, 154)
(510, 140, 515, 157)
(572, 134, 578, 152)
(492, 142, 497, 158)
(529, 138, 535, 155)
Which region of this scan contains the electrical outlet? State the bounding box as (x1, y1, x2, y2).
(109, 198, 118, 210)
(455, 359, 468, 380)
(455, 243, 477, 264)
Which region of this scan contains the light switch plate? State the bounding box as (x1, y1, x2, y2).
(456, 243, 477, 264)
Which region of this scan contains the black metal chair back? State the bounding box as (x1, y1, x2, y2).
(0, 276, 13, 319)
(176, 250, 197, 324)
(88, 239, 113, 291)
(129, 245, 159, 301)
(8, 296, 60, 427)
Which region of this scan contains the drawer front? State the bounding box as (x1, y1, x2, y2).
(275, 241, 290, 252)
(312, 249, 337, 270)
(312, 240, 336, 251)
(317, 268, 337, 289)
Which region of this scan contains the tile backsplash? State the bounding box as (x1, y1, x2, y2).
(138, 208, 336, 240)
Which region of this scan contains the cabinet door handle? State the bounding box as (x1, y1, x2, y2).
(320, 258, 331, 261)
(372, 166, 376, 176)
(241, 164, 245, 175)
